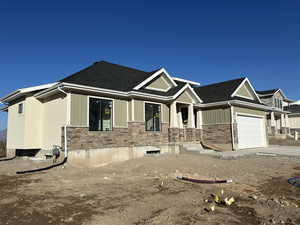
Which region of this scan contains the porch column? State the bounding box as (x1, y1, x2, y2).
(187, 104, 195, 128)
(270, 112, 276, 127)
(281, 114, 285, 128)
(177, 108, 184, 128)
(285, 114, 290, 128)
(170, 101, 178, 128)
(196, 110, 202, 129)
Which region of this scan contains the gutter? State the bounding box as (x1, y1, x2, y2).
(195, 100, 272, 111)
(35, 82, 175, 102)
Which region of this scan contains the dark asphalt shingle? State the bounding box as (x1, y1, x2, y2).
(256, 89, 279, 95)
(60, 61, 157, 92)
(194, 77, 263, 105)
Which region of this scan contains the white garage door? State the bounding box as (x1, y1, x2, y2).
(237, 115, 266, 149)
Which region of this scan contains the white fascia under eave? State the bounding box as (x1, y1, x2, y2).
(1, 82, 58, 103)
(35, 82, 174, 102)
(196, 100, 271, 111)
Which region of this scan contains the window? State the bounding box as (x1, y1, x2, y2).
(145, 103, 161, 131)
(18, 103, 23, 114)
(89, 98, 113, 131)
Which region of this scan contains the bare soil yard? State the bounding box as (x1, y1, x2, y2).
(0, 154, 299, 225)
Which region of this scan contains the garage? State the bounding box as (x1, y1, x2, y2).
(237, 114, 267, 149)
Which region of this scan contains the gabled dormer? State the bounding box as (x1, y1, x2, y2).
(256, 89, 289, 110)
(231, 78, 262, 103)
(133, 68, 177, 92)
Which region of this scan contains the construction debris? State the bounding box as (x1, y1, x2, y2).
(204, 189, 235, 212)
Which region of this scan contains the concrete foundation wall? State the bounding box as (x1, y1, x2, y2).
(68, 145, 180, 167)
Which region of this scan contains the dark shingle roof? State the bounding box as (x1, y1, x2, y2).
(284, 105, 300, 114)
(60, 61, 157, 92)
(194, 77, 262, 105)
(256, 89, 279, 95)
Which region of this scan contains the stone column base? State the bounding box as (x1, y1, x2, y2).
(270, 126, 276, 136)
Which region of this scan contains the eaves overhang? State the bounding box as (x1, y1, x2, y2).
(195, 100, 272, 111)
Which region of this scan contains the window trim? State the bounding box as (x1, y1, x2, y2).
(87, 96, 114, 131)
(144, 101, 162, 132)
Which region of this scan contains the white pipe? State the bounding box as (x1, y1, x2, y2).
(228, 102, 235, 151)
(58, 86, 69, 159)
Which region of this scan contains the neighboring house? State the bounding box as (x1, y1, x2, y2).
(0, 61, 270, 158)
(291, 100, 300, 105)
(256, 89, 293, 135)
(284, 104, 300, 135)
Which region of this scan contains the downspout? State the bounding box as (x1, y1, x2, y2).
(228, 102, 235, 151)
(58, 86, 69, 160)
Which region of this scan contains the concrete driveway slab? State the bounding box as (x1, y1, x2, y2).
(198, 145, 300, 159)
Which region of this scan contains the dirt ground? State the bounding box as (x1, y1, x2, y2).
(0, 154, 299, 225)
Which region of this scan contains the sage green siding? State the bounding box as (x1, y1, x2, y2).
(236, 83, 254, 99)
(202, 108, 231, 125)
(70, 94, 87, 126)
(114, 99, 128, 127)
(176, 90, 193, 103)
(162, 104, 169, 123)
(128, 101, 132, 122)
(233, 106, 266, 117)
(146, 75, 171, 90)
(134, 100, 144, 122)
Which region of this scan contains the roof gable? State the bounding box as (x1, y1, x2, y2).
(133, 68, 177, 90)
(144, 73, 172, 92)
(231, 78, 260, 102)
(173, 84, 202, 103)
(176, 90, 194, 104)
(195, 77, 263, 105)
(274, 89, 286, 99)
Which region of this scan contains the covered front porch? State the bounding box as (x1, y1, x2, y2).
(168, 101, 202, 143)
(268, 111, 290, 135)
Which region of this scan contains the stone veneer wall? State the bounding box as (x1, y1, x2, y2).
(63, 123, 202, 150)
(62, 122, 169, 150)
(202, 124, 233, 151)
(128, 122, 169, 146)
(168, 128, 201, 143)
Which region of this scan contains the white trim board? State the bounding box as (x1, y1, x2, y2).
(172, 77, 200, 86)
(172, 83, 203, 103)
(133, 68, 177, 90)
(231, 78, 262, 103)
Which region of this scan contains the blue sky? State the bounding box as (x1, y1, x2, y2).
(1, 0, 300, 130)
